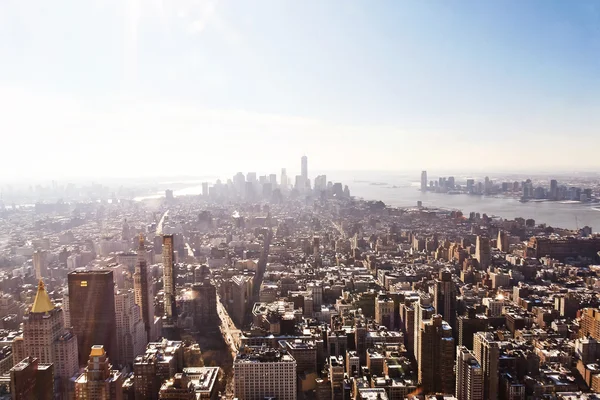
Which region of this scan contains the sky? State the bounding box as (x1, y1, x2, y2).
(0, 0, 599, 181)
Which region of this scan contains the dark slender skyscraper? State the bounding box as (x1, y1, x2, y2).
(162, 234, 176, 320)
(134, 234, 153, 343)
(68, 270, 118, 366)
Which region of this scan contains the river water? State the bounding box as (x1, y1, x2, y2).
(136, 172, 600, 230)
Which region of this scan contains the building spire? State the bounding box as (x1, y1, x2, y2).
(31, 279, 54, 313)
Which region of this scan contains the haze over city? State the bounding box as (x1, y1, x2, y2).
(1, 0, 600, 180)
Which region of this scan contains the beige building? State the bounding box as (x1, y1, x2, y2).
(234, 347, 296, 400)
(12, 280, 78, 396)
(455, 346, 484, 400)
(74, 345, 123, 400)
(115, 289, 147, 366)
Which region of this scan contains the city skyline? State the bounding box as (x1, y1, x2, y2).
(1, 1, 600, 180)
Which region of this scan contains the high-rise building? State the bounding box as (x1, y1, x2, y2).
(413, 294, 435, 361)
(234, 346, 296, 400)
(74, 345, 123, 400)
(579, 308, 600, 340)
(114, 289, 147, 367)
(192, 280, 218, 330)
(280, 168, 288, 190)
(475, 236, 491, 269)
(418, 315, 455, 394)
(455, 346, 484, 400)
(421, 171, 428, 192)
(473, 332, 499, 400)
(434, 269, 457, 329)
(201, 182, 209, 197)
(68, 270, 118, 366)
(162, 235, 176, 321)
(497, 231, 509, 253)
(32, 250, 48, 280)
(158, 373, 195, 400)
(12, 280, 79, 394)
(134, 234, 155, 343)
(301, 155, 308, 181)
(550, 179, 558, 200)
(134, 339, 184, 400)
(10, 357, 54, 400)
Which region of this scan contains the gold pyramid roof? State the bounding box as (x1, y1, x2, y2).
(31, 280, 55, 313)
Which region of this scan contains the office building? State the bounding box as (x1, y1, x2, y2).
(134, 234, 155, 342)
(497, 231, 509, 253)
(413, 294, 435, 361)
(192, 280, 218, 330)
(68, 270, 118, 366)
(10, 357, 54, 400)
(12, 280, 78, 394)
(134, 340, 184, 400)
(159, 373, 195, 400)
(301, 155, 308, 181)
(457, 310, 489, 350)
(33, 250, 48, 280)
(550, 179, 558, 200)
(418, 315, 455, 394)
(473, 332, 499, 400)
(74, 345, 123, 400)
(115, 289, 147, 366)
(475, 236, 490, 269)
(434, 269, 457, 329)
(280, 340, 317, 374)
(230, 275, 253, 326)
(455, 346, 484, 400)
(280, 168, 288, 189)
(234, 346, 296, 400)
(202, 182, 209, 197)
(375, 296, 395, 330)
(579, 308, 600, 340)
(162, 235, 176, 321)
(421, 171, 428, 192)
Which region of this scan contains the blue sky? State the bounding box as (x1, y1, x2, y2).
(0, 0, 599, 179)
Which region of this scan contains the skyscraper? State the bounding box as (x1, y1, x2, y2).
(455, 346, 484, 400)
(114, 289, 147, 367)
(134, 234, 155, 343)
(475, 236, 491, 269)
(12, 280, 79, 396)
(301, 155, 308, 181)
(281, 168, 288, 189)
(434, 269, 457, 329)
(162, 235, 176, 321)
(74, 345, 123, 400)
(550, 179, 558, 200)
(421, 171, 428, 192)
(418, 315, 455, 394)
(497, 230, 509, 253)
(68, 270, 118, 366)
(473, 332, 499, 400)
(32, 250, 48, 280)
(413, 293, 435, 361)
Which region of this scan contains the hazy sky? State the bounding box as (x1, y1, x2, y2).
(1, 0, 599, 180)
